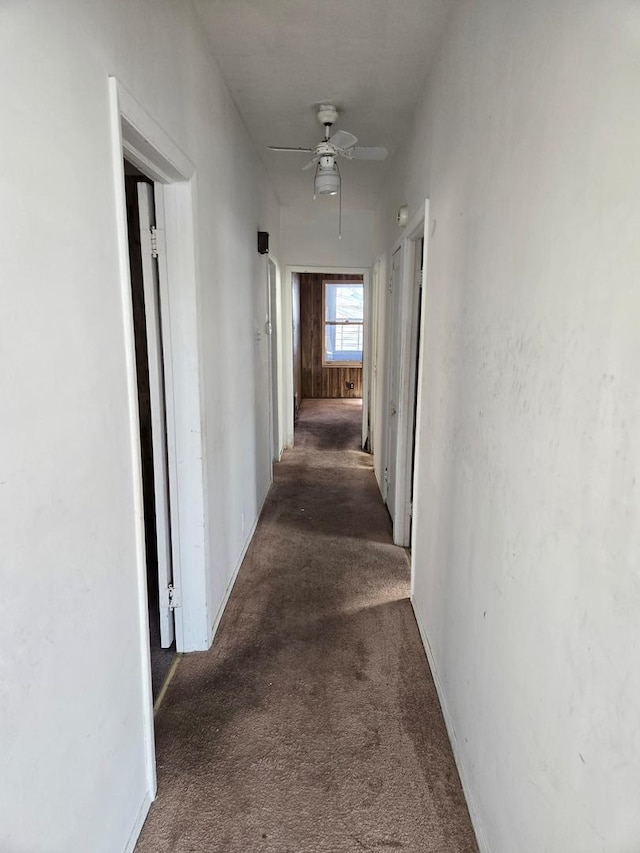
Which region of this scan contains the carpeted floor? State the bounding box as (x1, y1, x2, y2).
(136, 398, 478, 853)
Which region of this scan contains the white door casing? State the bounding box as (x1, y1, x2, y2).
(267, 259, 280, 462)
(385, 247, 402, 521)
(282, 265, 371, 450)
(111, 78, 210, 656)
(402, 237, 425, 547)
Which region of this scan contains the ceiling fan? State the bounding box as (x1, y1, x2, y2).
(268, 105, 388, 199)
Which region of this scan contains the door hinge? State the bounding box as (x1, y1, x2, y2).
(150, 226, 159, 259)
(168, 584, 181, 610)
(388, 278, 393, 293)
(383, 467, 389, 483)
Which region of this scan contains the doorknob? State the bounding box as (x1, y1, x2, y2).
(391, 406, 397, 416)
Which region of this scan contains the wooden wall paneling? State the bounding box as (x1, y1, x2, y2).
(299, 272, 363, 399)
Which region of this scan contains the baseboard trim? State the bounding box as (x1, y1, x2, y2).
(208, 485, 270, 647)
(410, 595, 490, 853)
(123, 791, 152, 853)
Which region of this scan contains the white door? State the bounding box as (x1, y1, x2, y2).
(137, 183, 174, 647)
(362, 275, 370, 450)
(405, 239, 424, 545)
(267, 259, 280, 461)
(385, 247, 402, 522)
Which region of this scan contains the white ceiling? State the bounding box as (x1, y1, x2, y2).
(193, 0, 454, 209)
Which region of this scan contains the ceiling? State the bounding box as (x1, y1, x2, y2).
(193, 0, 454, 209)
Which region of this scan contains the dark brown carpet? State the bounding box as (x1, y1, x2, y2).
(136, 398, 478, 853)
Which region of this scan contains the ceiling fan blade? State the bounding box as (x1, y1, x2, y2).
(329, 130, 358, 150)
(346, 146, 388, 160)
(267, 146, 315, 153)
(302, 157, 319, 171)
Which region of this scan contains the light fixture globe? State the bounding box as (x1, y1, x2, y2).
(315, 170, 339, 195)
(314, 156, 340, 195)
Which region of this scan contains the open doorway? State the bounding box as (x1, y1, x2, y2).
(294, 270, 364, 443)
(292, 269, 366, 443)
(285, 266, 371, 450)
(110, 76, 210, 804)
(123, 163, 176, 700)
(299, 272, 364, 399)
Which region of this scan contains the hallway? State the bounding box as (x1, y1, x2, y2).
(136, 399, 478, 852)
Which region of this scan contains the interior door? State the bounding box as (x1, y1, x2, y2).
(406, 238, 424, 545)
(137, 182, 174, 647)
(362, 274, 370, 450)
(267, 259, 280, 461)
(385, 247, 402, 522)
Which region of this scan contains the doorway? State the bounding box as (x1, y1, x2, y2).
(110, 76, 210, 805)
(123, 164, 176, 700)
(299, 272, 364, 398)
(288, 267, 371, 449)
(284, 266, 371, 449)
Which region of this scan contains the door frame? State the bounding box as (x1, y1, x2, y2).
(109, 78, 210, 797)
(266, 258, 281, 462)
(384, 246, 403, 517)
(386, 201, 429, 547)
(282, 265, 371, 448)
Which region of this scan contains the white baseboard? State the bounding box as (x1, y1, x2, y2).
(124, 791, 152, 853)
(410, 596, 490, 853)
(208, 485, 270, 646)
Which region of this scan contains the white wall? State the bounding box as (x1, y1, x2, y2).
(370, 98, 434, 491)
(374, 2, 640, 851)
(0, 1, 279, 850)
(280, 205, 374, 268)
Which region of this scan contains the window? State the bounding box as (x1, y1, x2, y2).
(323, 281, 364, 367)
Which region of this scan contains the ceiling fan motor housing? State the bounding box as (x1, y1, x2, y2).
(317, 104, 338, 127)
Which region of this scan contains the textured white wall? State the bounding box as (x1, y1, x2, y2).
(375, 2, 640, 851)
(0, 1, 279, 850)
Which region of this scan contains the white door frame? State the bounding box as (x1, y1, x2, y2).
(108, 78, 210, 795)
(282, 265, 371, 448)
(384, 246, 403, 517)
(386, 201, 429, 547)
(367, 260, 381, 454)
(267, 258, 281, 462)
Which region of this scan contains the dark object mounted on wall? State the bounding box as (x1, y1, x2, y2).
(257, 231, 269, 254)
